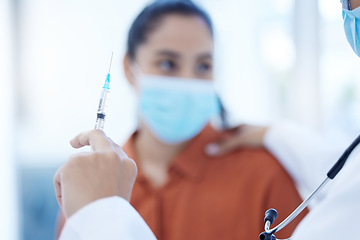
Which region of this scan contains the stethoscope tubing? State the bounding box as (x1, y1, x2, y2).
(260, 133, 360, 240)
(264, 177, 331, 235)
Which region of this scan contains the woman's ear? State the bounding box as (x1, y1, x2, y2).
(123, 54, 135, 86)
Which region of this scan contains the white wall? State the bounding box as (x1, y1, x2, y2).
(17, 0, 145, 165)
(16, 0, 360, 167)
(16, 0, 296, 166)
(0, 0, 19, 239)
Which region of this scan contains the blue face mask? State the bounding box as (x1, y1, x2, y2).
(138, 75, 221, 144)
(343, 6, 360, 57)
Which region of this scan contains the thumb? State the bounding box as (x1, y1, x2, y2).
(205, 136, 245, 157)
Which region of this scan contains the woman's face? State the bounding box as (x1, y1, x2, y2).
(125, 14, 214, 83)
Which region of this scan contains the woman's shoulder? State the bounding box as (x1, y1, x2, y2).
(203, 125, 287, 175)
(206, 147, 290, 182)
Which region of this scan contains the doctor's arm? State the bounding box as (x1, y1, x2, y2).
(54, 130, 156, 240)
(205, 121, 345, 195)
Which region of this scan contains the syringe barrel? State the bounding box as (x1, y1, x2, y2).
(97, 88, 110, 113)
(95, 88, 110, 130)
(95, 118, 105, 130)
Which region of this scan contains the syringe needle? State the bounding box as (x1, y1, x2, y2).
(108, 52, 114, 74)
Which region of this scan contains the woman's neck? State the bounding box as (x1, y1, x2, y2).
(134, 123, 189, 188)
(135, 125, 188, 167)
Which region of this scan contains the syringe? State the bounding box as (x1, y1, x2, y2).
(95, 52, 113, 130)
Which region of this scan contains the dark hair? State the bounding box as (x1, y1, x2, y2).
(126, 0, 213, 60)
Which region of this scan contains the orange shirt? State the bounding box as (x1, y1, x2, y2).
(125, 125, 307, 240)
(56, 125, 306, 240)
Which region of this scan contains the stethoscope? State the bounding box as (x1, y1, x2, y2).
(259, 134, 360, 240)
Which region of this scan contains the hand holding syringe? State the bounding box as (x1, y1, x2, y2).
(95, 53, 113, 130)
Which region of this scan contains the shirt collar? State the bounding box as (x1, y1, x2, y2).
(123, 124, 220, 182)
(170, 124, 219, 180)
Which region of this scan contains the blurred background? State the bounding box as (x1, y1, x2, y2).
(1, 0, 360, 239)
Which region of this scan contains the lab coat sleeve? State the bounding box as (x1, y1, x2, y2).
(263, 120, 346, 196)
(59, 196, 157, 240)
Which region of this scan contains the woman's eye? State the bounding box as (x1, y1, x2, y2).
(158, 60, 176, 72)
(196, 63, 212, 74)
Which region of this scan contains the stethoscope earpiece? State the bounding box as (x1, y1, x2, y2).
(264, 209, 278, 225)
(259, 209, 278, 240)
(259, 232, 276, 240)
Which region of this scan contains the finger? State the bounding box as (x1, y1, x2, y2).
(106, 137, 129, 159)
(54, 165, 65, 209)
(222, 125, 243, 136)
(70, 129, 114, 152)
(205, 136, 244, 157)
(109, 140, 129, 159)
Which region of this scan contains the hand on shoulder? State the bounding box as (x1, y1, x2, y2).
(205, 124, 268, 157)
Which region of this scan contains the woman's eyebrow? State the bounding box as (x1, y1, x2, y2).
(197, 53, 213, 60)
(156, 50, 181, 59)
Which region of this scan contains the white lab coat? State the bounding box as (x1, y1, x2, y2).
(265, 121, 360, 239)
(59, 196, 156, 240)
(60, 121, 360, 240)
